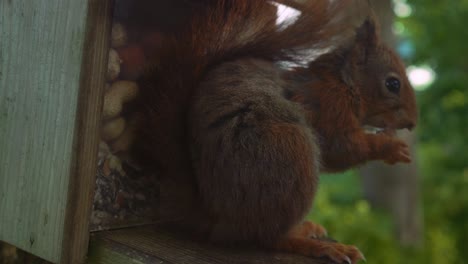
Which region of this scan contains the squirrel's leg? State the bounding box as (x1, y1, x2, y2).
(189, 79, 320, 245)
(191, 119, 319, 244)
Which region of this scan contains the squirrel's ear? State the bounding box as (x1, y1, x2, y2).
(355, 15, 379, 47)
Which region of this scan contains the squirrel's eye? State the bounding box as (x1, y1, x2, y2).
(385, 77, 400, 94)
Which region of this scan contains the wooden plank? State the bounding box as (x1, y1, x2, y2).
(0, 0, 112, 263)
(88, 226, 332, 264)
(60, 0, 114, 263)
(88, 237, 168, 264)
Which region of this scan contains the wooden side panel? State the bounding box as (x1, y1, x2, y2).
(61, 1, 114, 263)
(0, 0, 112, 263)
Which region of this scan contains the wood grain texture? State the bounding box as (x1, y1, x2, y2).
(88, 226, 333, 264)
(60, 0, 114, 263)
(0, 0, 113, 263)
(88, 238, 167, 264)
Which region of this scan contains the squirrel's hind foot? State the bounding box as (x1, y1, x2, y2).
(276, 223, 365, 264)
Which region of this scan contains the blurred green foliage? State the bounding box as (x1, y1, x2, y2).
(309, 169, 464, 264)
(309, 0, 468, 263)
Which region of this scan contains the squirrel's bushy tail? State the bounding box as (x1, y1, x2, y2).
(135, 0, 366, 173)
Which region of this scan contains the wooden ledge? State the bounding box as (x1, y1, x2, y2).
(88, 226, 332, 264)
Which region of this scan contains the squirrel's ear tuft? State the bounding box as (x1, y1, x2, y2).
(355, 15, 379, 47)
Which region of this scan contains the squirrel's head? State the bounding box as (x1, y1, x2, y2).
(344, 17, 418, 135)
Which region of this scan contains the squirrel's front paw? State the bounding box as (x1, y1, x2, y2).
(383, 139, 411, 164)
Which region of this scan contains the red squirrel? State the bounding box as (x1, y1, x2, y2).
(285, 17, 417, 172)
(132, 0, 417, 263)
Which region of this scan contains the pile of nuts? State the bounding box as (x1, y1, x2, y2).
(91, 22, 161, 231)
(101, 23, 140, 163)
